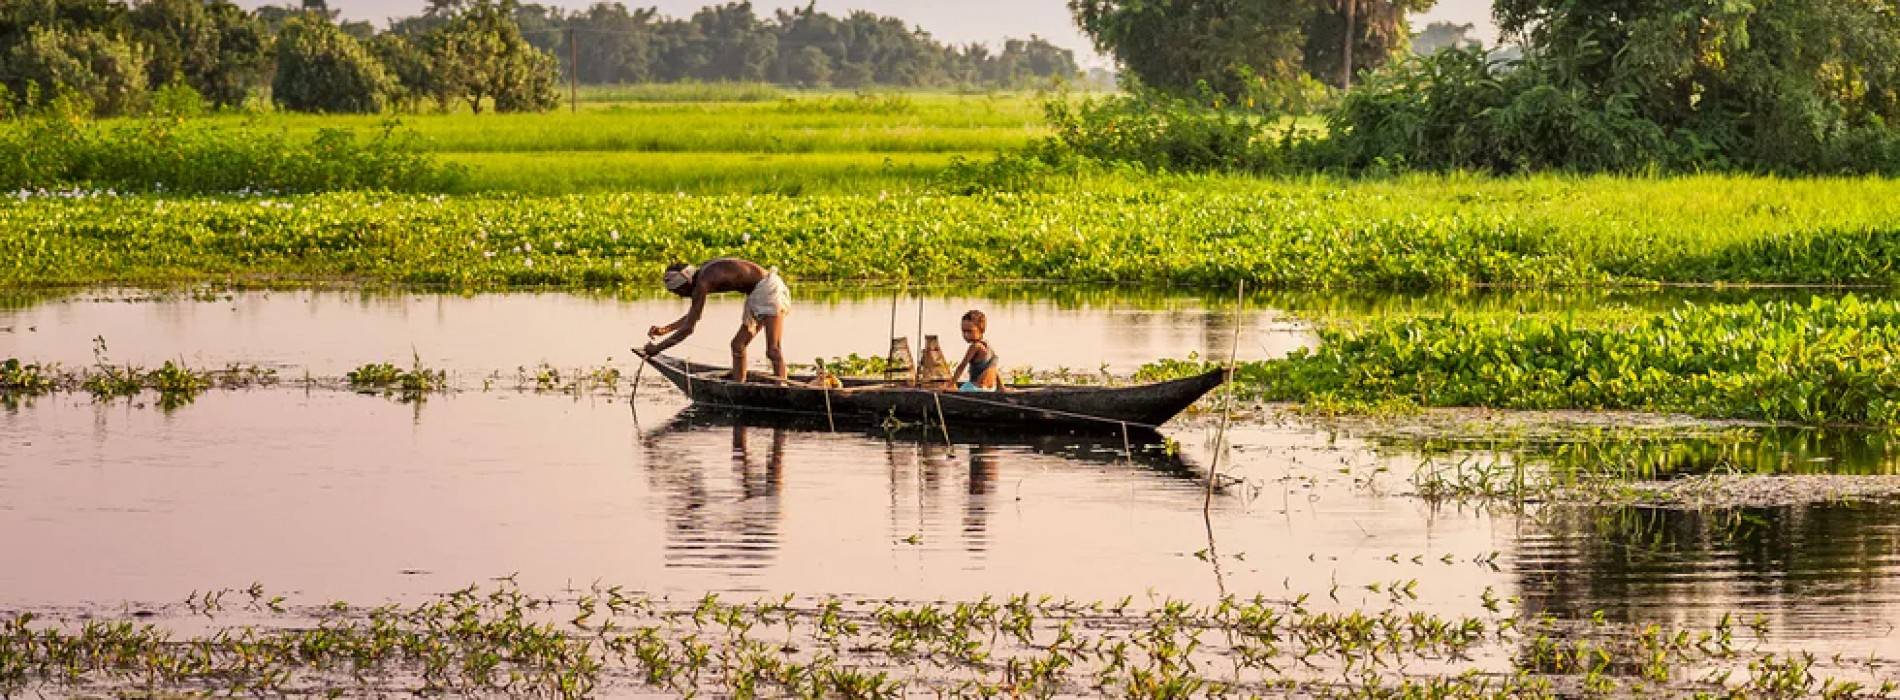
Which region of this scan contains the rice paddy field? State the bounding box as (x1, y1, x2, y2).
(6, 92, 1900, 698)
(161, 91, 1051, 194)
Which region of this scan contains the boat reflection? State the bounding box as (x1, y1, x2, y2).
(639, 406, 1204, 573)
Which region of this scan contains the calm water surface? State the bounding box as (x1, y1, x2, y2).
(2, 288, 1898, 659)
(0, 287, 1308, 376)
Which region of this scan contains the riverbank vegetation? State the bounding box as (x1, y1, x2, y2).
(6, 175, 1899, 289)
(1141, 296, 1900, 427)
(3, 582, 1892, 699)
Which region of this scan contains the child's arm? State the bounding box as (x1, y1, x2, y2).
(949, 344, 976, 384)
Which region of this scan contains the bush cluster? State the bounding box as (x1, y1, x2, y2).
(0, 116, 464, 193)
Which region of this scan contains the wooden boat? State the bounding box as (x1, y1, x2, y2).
(636, 353, 1226, 430)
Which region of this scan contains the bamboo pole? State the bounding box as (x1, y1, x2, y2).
(568, 26, 579, 113)
(1205, 280, 1244, 515)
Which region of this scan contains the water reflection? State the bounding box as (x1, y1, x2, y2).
(1534, 428, 1900, 478)
(1375, 427, 1900, 479)
(1518, 502, 1900, 639)
(640, 407, 1203, 573)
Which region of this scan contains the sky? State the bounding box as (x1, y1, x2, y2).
(235, 0, 1500, 70)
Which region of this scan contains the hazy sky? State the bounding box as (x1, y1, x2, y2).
(236, 0, 1499, 69)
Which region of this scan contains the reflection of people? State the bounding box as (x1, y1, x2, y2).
(732, 424, 786, 499)
(963, 445, 1001, 553)
(949, 309, 1001, 391)
(640, 258, 790, 381)
(968, 445, 1000, 496)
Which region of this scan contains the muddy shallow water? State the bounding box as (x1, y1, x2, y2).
(3, 287, 1900, 662)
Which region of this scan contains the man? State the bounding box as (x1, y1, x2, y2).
(639, 258, 790, 382)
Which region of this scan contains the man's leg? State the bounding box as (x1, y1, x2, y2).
(730, 323, 757, 382)
(762, 313, 787, 379)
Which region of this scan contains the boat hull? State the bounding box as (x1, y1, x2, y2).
(639, 354, 1225, 430)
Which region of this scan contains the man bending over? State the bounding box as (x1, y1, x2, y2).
(639, 258, 790, 382)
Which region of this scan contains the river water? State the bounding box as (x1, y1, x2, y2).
(2, 287, 1898, 661)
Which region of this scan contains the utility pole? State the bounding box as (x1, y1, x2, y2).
(567, 26, 579, 113)
(1341, 0, 1356, 90)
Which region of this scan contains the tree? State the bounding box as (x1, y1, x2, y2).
(127, 0, 271, 109)
(687, 3, 776, 82)
(421, 0, 559, 113)
(273, 14, 391, 113)
(376, 0, 1083, 90)
(1302, 0, 1435, 88)
(369, 32, 432, 111)
(1494, 0, 1900, 166)
(4, 25, 151, 116)
(1068, 0, 1313, 98)
(783, 44, 830, 86)
(568, 3, 659, 83)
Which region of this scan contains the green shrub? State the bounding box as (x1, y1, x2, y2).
(3, 26, 150, 117)
(1041, 84, 1316, 173)
(272, 15, 392, 114)
(1327, 46, 1900, 175)
(0, 115, 464, 193)
(149, 80, 206, 118)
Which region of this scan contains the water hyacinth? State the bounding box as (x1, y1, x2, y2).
(1142, 296, 1900, 426)
(4, 176, 1900, 289)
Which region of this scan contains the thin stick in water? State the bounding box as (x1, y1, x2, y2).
(932, 391, 952, 446)
(1206, 280, 1244, 514)
(822, 384, 836, 432)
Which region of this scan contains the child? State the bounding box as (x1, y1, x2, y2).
(950, 309, 1001, 392)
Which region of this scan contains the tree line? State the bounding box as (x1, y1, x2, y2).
(0, 0, 1083, 117)
(1058, 0, 1900, 174)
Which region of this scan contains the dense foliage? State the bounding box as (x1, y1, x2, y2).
(411, 0, 560, 114)
(1187, 297, 1900, 426)
(0, 0, 1081, 118)
(1068, 0, 1432, 97)
(2, 24, 150, 117)
(1041, 87, 1319, 172)
(0, 116, 463, 193)
(127, 0, 272, 109)
(4, 176, 1899, 288)
(272, 15, 392, 114)
(1325, 0, 1900, 173)
(1051, 0, 1900, 174)
(530, 2, 1081, 89)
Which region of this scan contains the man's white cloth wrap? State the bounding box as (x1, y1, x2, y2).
(743, 269, 790, 332)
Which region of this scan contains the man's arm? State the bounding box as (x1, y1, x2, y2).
(645, 291, 708, 355)
(649, 311, 694, 337)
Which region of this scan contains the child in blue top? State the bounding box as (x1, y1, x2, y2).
(951, 309, 1001, 392)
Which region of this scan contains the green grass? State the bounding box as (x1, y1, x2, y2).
(443, 151, 977, 195)
(177, 94, 1047, 154)
(57, 93, 1050, 194)
(573, 81, 788, 103)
